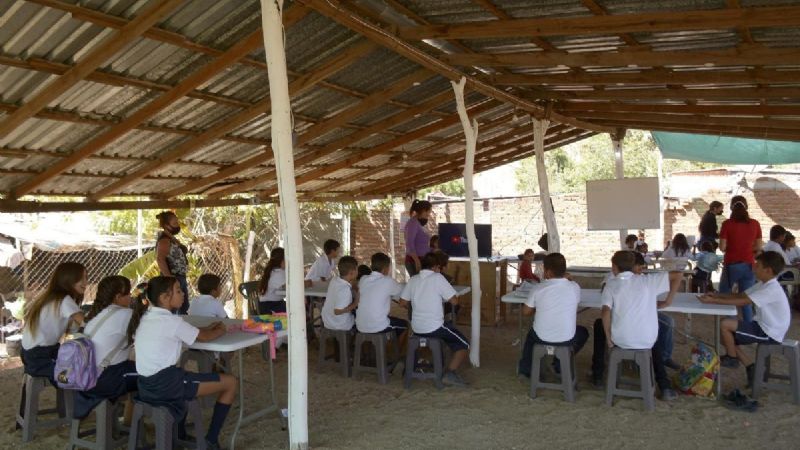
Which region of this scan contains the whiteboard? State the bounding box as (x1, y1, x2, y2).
(586, 177, 660, 230)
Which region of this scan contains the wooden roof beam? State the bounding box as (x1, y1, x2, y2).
(525, 86, 800, 101)
(11, 28, 267, 199)
(0, 0, 185, 139)
(87, 40, 377, 201)
(580, 0, 641, 47)
(592, 120, 800, 142)
(159, 68, 434, 198)
(443, 45, 800, 69)
(570, 111, 800, 131)
(557, 103, 800, 116)
(397, 5, 800, 40)
(0, 146, 225, 168)
(493, 68, 800, 86)
(299, 0, 612, 134)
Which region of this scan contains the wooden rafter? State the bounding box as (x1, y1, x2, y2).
(557, 103, 800, 116)
(0, 0, 185, 139)
(0, 146, 223, 168)
(525, 86, 800, 101)
(11, 28, 267, 199)
(159, 68, 435, 198)
(570, 112, 800, 131)
(87, 40, 377, 200)
(492, 68, 800, 86)
(299, 0, 612, 133)
(727, 0, 755, 44)
(397, 6, 800, 40)
(443, 45, 800, 69)
(591, 120, 800, 142)
(579, 0, 641, 47)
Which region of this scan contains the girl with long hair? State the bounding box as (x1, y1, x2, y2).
(155, 210, 190, 314)
(662, 233, 691, 270)
(74, 276, 139, 419)
(129, 276, 235, 449)
(718, 195, 763, 323)
(21, 261, 86, 382)
(404, 199, 433, 277)
(258, 247, 286, 314)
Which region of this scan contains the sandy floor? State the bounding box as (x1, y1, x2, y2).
(2, 308, 799, 450)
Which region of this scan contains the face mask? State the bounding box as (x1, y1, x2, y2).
(170, 225, 181, 235)
(418, 218, 428, 226)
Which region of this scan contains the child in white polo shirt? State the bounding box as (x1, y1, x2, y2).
(518, 252, 588, 378)
(131, 276, 235, 450)
(321, 256, 359, 331)
(188, 274, 228, 318)
(305, 239, 340, 287)
(699, 250, 791, 386)
(400, 252, 469, 387)
(591, 251, 681, 400)
(356, 252, 407, 336)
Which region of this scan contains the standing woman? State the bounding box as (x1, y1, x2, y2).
(155, 211, 190, 314)
(404, 199, 433, 277)
(718, 195, 763, 322)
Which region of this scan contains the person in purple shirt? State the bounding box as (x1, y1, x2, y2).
(404, 199, 432, 277)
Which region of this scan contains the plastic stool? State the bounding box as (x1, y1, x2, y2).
(752, 339, 800, 404)
(317, 328, 352, 377)
(180, 350, 217, 408)
(529, 344, 577, 402)
(404, 335, 445, 390)
(16, 374, 72, 442)
(127, 398, 205, 450)
(69, 398, 128, 450)
(605, 347, 656, 411)
(353, 331, 399, 384)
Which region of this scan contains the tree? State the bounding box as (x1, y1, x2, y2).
(419, 179, 466, 197)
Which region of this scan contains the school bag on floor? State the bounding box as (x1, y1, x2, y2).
(674, 342, 719, 398)
(54, 309, 125, 390)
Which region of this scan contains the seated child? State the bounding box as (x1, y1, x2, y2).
(661, 233, 691, 270)
(691, 241, 723, 293)
(591, 251, 681, 400)
(305, 239, 340, 287)
(763, 225, 789, 265)
(635, 242, 653, 265)
(430, 234, 440, 251)
(75, 276, 138, 419)
(784, 232, 800, 265)
(132, 276, 235, 450)
(258, 248, 286, 315)
(356, 264, 372, 282)
(699, 251, 791, 386)
(400, 252, 469, 387)
(518, 249, 541, 283)
(321, 256, 359, 331)
(188, 274, 228, 318)
(356, 252, 408, 336)
(624, 234, 638, 251)
(518, 253, 588, 377)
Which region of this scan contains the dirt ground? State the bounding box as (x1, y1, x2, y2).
(2, 307, 799, 449)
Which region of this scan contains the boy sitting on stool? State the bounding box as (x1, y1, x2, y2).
(699, 251, 790, 386)
(518, 253, 588, 378)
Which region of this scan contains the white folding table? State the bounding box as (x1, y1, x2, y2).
(182, 316, 287, 450)
(501, 288, 737, 398)
(278, 281, 471, 299)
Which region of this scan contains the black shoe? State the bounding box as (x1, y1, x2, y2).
(746, 364, 755, 388)
(665, 359, 681, 371)
(720, 355, 740, 369)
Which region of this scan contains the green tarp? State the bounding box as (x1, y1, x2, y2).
(652, 131, 800, 164)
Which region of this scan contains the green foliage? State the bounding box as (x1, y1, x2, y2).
(419, 179, 466, 197)
(514, 130, 720, 194)
(118, 250, 159, 282)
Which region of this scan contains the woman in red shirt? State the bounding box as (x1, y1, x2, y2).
(718, 195, 763, 323)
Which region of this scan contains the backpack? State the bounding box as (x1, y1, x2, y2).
(54, 309, 125, 391)
(674, 342, 719, 397)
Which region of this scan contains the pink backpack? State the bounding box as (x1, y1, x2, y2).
(54, 310, 124, 391)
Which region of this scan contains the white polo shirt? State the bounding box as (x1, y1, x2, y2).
(400, 270, 457, 334)
(22, 295, 81, 350)
(524, 278, 581, 343)
(321, 277, 355, 331)
(786, 246, 800, 264)
(661, 247, 690, 270)
(259, 268, 286, 302)
(306, 255, 335, 282)
(763, 240, 791, 266)
(84, 304, 133, 370)
(134, 306, 199, 377)
(188, 294, 228, 318)
(356, 271, 402, 333)
(602, 271, 669, 349)
(746, 277, 790, 342)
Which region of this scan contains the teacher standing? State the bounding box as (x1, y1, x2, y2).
(155, 211, 190, 314)
(698, 200, 724, 247)
(718, 195, 762, 322)
(404, 199, 433, 277)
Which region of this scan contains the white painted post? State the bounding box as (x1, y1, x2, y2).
(136, 209, 143, 259)
(276, 204, 285, 247)
(612, 132, 626, 249)
(388, 195, 397, 278)
(533, 118, 560, 253)
(243, 230, 256, 281)
(259, 1, 308, 448)
(342, 205, 351, 254)
(451, 76, 482, 367)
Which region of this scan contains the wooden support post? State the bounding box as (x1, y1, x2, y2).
(612, 130, 627, 248)
(533, 118, 560, 253)
(259, 1, 308, 448)
(388, 195, 397, 278)
(451, 77, 482, 367)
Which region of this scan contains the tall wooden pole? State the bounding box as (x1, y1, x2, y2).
(611, 130, 627, 248)
(388, 195, 397, 278)
(533, 118, 560, 253)
(451, 77, 482, 367)
(259, 1, 308, 448)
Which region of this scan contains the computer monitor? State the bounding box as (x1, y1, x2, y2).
(437, 223, 492, 258)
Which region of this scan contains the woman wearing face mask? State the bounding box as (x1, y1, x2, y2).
(155, 211, 190, 314)
(404, 199, 433, 277)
